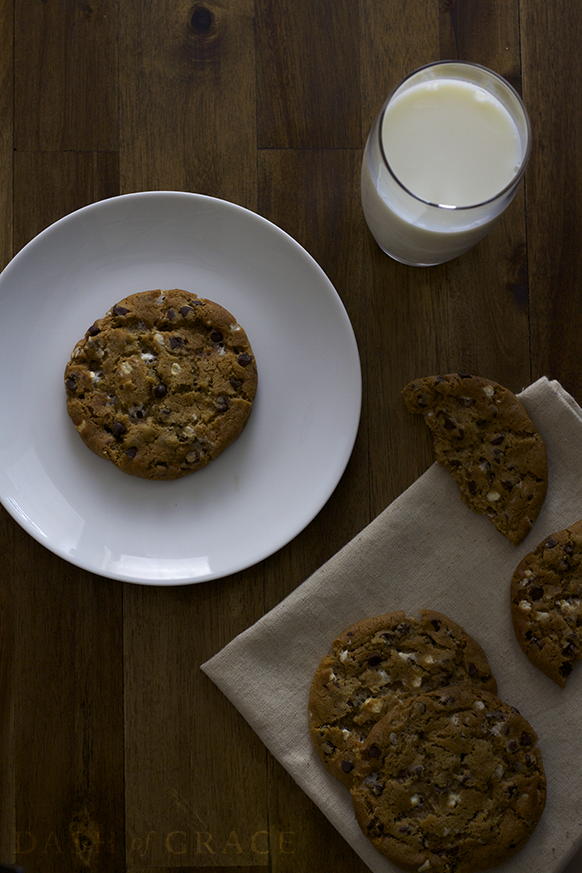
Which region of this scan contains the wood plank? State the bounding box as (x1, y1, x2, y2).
(256, 0, 360, 148)
(119, 4, 263, 864)
(8, 523, 124, 873)
(439, 0, 523, 82)
(119, 0, 256, 207)
(0, 0, 13, 271)
(123, 576, 269, 868)
(0, 511, 16, 863)
(521, 0, 582, 401)
(7, 143, 122, 873)
(13, 151, 119, 254)
(0, 0, 15, 855)
(14, 0, 118, 151)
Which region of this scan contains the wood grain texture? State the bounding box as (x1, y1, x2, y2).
(119, 0, 256, 205)
(256, 0, 360, 148)
(521, 0, 582, 400)
(14, 0, 118, 151)
(123, 577, 269, 869)
(13, 151, 119, 254)
(2, 0, 582, 871)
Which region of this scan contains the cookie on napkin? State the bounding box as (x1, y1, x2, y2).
(308, 610, 496, 787)
(64, 288, 257, 480)
(402, 373, 548, 545)
(350, 685, 546, 873)
(511, 518, 582, 686)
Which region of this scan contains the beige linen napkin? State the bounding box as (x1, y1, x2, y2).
(202, 377, 582, 873)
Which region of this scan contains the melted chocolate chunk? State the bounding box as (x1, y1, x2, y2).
(112, 421, 126, 439)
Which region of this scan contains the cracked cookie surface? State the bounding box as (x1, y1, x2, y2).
(511, 519, 582, 686)
(402, 373, 547, 545)
(64, 288, 257, 480)
(350, 686, 546, 873)
(308, 610, 496, 787)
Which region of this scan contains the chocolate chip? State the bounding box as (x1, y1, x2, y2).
(520, 731, 533, 748)
(490, 435, 505, 445)
(65, 377, 77, 392)
(563, 642, 576, 657)
(367, 745, 381, 758)
(468, 480, 477, 494)
(125, 447, 137, 459)
(507, 740, 518, 752)
(186, 449, 200, 464)
(529, 586, 543, 600)
(467, 662, 477, 676)
(180, 306, 193, 317)
(166, 308, 176, 320)
(564, 543, 575, 555)
(112, 421, 126, 438)
(559, 661, 573, 679)
(170, 336, 184, 349)
(443, 416, 456, 429)
(154, 383, 167, 398)
(367, 654, 381, 667)
(431, 618, 441, 631)
(210, 329, 223, 343)
(545, 537, 557, 548)
(458, 372, 472, 378)
(112, 305, 128, 316)
(87, 323, 100, 336)
(340, 760, 353, 773)
(238, 353, 252, 367)
(215, 396, 230, 412)
(230, 379, 243, 389)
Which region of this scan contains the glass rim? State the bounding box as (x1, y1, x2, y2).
(377, 60, 532, 211)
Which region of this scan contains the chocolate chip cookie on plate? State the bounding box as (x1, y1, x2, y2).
(64, 288, 257, 480)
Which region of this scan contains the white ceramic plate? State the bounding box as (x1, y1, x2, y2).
(0, 192, 361, 585)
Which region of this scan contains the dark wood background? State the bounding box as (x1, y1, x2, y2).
(1, 1, 582, 871)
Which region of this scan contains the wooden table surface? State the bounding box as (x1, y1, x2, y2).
(1, 1, 582, 871)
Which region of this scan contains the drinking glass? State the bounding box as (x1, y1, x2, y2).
(361, 61, 531, 266)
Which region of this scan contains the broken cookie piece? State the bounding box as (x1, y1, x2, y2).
(402, 373, 547, 545)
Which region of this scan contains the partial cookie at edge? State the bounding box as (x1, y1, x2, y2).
(511, 518, 582, 686)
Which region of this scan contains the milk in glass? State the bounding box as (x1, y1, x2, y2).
(361, 62, 531, 266)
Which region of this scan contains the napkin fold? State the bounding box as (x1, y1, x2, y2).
(202, 378, 582, 873)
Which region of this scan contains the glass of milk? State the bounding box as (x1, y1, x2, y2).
(361, 61, 531, 266)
